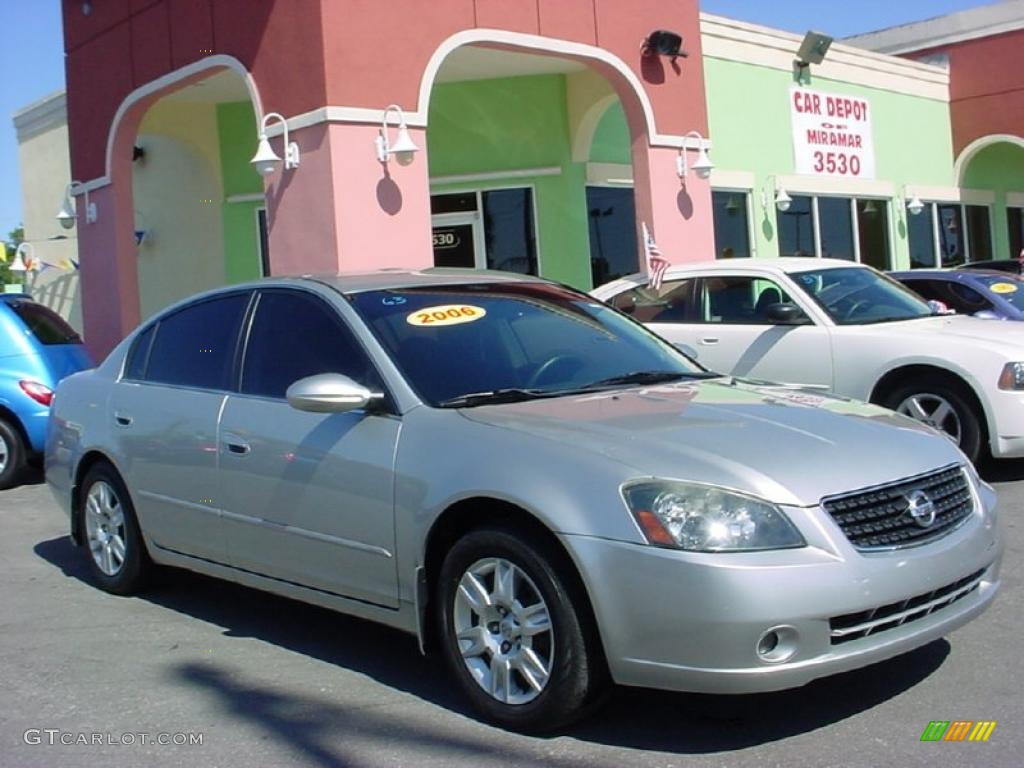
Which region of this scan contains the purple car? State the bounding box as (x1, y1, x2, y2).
(890, 269, 1024, 321)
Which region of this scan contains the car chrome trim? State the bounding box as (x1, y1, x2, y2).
(137, 490, 223, 515)
(218, 507, 393, 558)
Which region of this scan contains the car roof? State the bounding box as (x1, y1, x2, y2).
(306, 268, 544, 295)
(891, 269, 1023, 281)
(612, 257, 866, 285)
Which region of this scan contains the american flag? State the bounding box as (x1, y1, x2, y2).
(642, 222, 670, 291)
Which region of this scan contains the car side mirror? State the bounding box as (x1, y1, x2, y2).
(765, 302, 808, 325)
(286, 373, 384, 414)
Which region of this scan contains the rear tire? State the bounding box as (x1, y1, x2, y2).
(0, 419, 26, 490)
(882, 378, 983, 463)
(78, 463, 153, 594)
(438, 524, 607, 732)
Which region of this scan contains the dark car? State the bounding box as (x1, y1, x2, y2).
(889, 269, 1024, 321)
(961, 259, 1024, 275)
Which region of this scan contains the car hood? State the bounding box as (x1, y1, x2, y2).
(849, 314, 1024, 352)
(459, 378, 964, 507)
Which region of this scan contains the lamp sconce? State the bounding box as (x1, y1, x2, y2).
(10, 242, 34, 273)
(643, 29, 688, 62)
(761, 178, 792, 213)
(56, 181, 97, 230)
(132, 145, 146, 163)
(794, 30, 833, 84)
(675, 131, 713, 182)
(906, 192, 925, 216)
(250, 112, 300, 176)
(375, 105, 419, 166)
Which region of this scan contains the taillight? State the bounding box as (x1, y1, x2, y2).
(19, 380, 54, 407)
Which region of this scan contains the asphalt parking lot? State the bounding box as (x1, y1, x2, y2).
(1, 464, 1020, 768)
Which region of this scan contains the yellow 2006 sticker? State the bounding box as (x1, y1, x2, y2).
(407, 304, 487, 327)
(990, 282, 1019, 294)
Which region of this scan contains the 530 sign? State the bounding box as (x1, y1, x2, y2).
(812, 151, 862, 176)
(791, 87, 876, 179)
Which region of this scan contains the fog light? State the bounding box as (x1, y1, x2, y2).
(756, 626, 798, 663)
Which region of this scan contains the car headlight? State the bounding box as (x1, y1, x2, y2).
(622, 480, 806, 552)
(998, 362, 1024, 390)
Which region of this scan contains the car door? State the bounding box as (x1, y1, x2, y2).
(108, 291, 251, 562)
(608, 277, 704, 357)
(687, 274, 833, 386)
(217, 288, 400, 608)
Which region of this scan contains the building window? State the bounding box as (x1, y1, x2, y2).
(711, 190, 752, 259)
(586, 186, 638, 286)
(1009, 207, 1024, 260)
(257, 208, 270, 277)
(777, 195, 891, 268)
(430, 188, 538, 275)
(909, 202, 993, 268)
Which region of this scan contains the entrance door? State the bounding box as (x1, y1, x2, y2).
(432, 212, 483, 268)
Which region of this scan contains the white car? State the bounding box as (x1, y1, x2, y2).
(593, 258, 1024, 462)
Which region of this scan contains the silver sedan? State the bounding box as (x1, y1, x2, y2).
(46, 270, 1003, 731)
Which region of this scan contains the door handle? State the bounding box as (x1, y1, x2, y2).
(114, 412, 133, 427)
(223, 434, 251, 455)
(699, 336, 719, 346)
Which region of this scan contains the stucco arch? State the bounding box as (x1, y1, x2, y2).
(954, 133, 1024, 185)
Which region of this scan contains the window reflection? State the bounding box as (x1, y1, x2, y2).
(778, 195, 815, 257)
(712, 191, 751, 259)
(587, 186, 638, 287)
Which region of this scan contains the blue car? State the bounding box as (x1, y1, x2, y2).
(890, 269, 1024, 321)
(0, 294, 92, 488)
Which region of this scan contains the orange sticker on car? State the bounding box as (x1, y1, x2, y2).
(407, 305, 487, 327)
(990, 282, 1018, 294)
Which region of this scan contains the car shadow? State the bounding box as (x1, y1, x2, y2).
(978, 456, 1024, 483)
(34, 535, 950, 755)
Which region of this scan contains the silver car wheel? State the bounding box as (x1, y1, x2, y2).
(896, 393, 963, 445)
(84, 481, 127, 576)
(0, 433, 7, 473)
(453, 557, 554, 706)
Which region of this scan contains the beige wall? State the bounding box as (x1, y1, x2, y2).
(14, 92, 82, 330)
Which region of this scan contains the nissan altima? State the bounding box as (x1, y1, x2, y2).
(46, 270, 1002, 730)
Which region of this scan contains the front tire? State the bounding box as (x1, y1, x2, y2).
(883, 379, 983, 462)
(79, 463, 152, 594)
(0, 419, 27, 490)
(438, 525, 606, 731)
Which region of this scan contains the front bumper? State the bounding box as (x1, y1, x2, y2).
(563, 498, 1002, 694)
(987, 389, 1024, 458)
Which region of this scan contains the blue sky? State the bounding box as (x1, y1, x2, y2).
(0, 0, 1002, 241)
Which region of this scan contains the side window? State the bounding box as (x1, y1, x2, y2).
(241, 290, 379, 400)
(946, 283, 990, 314)
(609, 279, 697, 323)
(123, 324, 156, 381)
(699, 276, 800, 324)
(145, 293, 250, 390)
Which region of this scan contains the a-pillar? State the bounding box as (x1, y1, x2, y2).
(631, 142, 715, 264)
(263, 121, 434, 275)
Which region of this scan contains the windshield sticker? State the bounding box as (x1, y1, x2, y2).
(407, 305, 487, 327)
(382, 295, 407, 306)
(990, 282, 1018, 294)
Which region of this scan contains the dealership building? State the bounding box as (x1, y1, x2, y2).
(12, 1, 1024, 356)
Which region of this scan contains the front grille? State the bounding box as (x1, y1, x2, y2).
(822, 465, 974, 550)
(829, 569, 985, 645)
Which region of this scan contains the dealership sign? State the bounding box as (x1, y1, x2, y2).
(790, 87, 876, 179)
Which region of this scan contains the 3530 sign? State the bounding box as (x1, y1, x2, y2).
(791, 87, 876, 179)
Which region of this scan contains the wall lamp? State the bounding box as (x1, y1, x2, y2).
(676, 131, 713, 181)
(761, 178, 792, 213)
(56, 181, 97, 230)
(794, 30, 833, 83)
(906, 195, 925, 216)
(10, 242, 34, 273)
(375, 105, 419, 166)
(250, 112, 300, 177)
(643, 29, 688, 62)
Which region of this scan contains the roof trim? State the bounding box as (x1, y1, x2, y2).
(12, 91, 67, 142)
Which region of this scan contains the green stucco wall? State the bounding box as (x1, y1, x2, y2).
(962, 142, 1024, 259)
(427, 75, 592, 288)
(590, 105, 630, 165)
(702, 57, 955, 269)
(216, 102, 264, 283)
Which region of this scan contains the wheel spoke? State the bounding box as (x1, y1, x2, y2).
(101, 540, 115, 574)
(490, 655, 512, 703)
(109, 535, 126, 566)
(931, 401, 954, 428)
(85, 493, 102, 521)
(904, 397, 930, 422)
(457, 572, 492, 617)
(107, 504, 124, 530)
(457, 625, 489, 659)
(493, 560, 516, 605)
(514, 648, 550, 692)
(519, 602, 551, 637)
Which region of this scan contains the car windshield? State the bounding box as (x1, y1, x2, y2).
(350, 282, 711, 407)
(975, 274, 1024, 310)
(791, 266, 933, 325)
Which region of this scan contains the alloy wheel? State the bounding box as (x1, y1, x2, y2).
(452, 557, 554, 705)
(0, 433, 7, 473)
(896, 392, 963, 445)
(84, 481, 127, 576)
